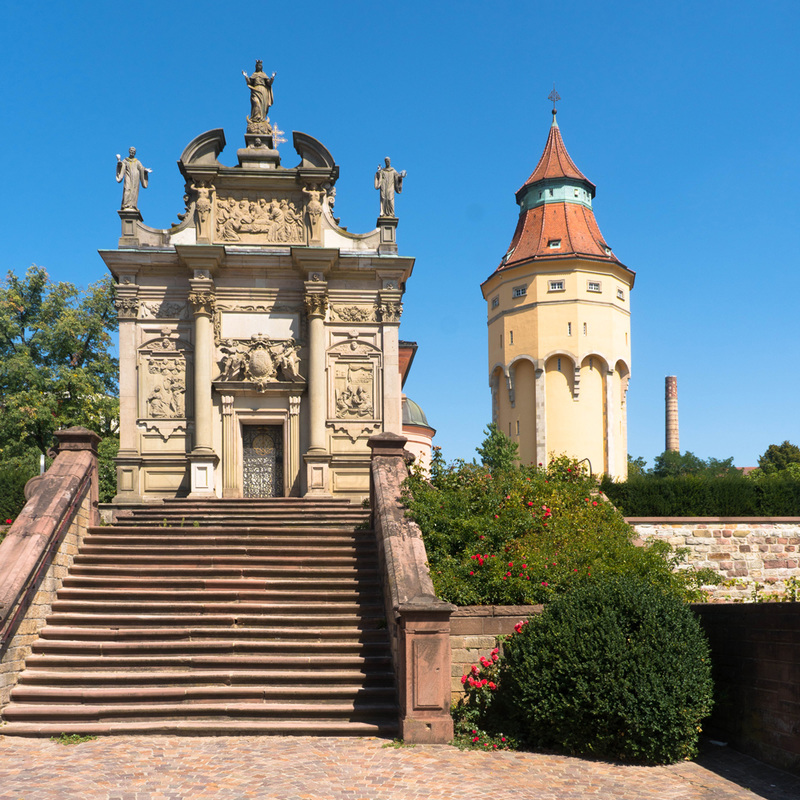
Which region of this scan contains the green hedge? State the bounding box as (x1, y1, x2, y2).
(495, 575, 713, 764)
(601, 474, 800, 516)
(0, 454, 39, 522)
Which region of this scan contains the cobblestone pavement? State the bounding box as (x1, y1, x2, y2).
(0, 735, 798, 800)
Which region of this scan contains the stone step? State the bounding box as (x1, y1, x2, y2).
(16, 669, 394, 687)
(37, 625, 388, 642)
(89, 525, 372, 538)
(82, 537, 375, 551)
(0, 719, 395, 737)
(2, 699, 397, 721)
(32, 639, 389, 656)
(71, 554, 377, 567)
(10, 684, 396, 703)
(60, 576, 381, 591)
(68, 565, 375, 578)
(44, 613, 384, 628)
(114, 516, 369, 528)
(49, 600, 384, 615)
(22, 653, 393, 670)
(55, 588, 380, 603)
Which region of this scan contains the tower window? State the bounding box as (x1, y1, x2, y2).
(491, 296, 499, 309)
(567, 322, 572, 336)
(516, 420, 520, 435)
(549, 188, 554, 197)
(549, 280, 564, 292)
(574, 188, 579, 197)
(590, 358, 594, 370)
(557, 358, 562, 372)
(548, 239, 562, 249)
(583, 323, 587, 335)
(588, 281, 601, 292)
(509, 331, 514, 345)
(500, 334, 503, 347)
(512, 285, 527, 298)
(617, 288, 625, 300)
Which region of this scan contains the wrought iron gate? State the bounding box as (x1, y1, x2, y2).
(242, 425, 284, 497)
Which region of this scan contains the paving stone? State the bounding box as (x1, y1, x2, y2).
(0, 735, 797, 800)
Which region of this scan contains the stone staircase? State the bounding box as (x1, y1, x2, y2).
(1, 498, 398, 736)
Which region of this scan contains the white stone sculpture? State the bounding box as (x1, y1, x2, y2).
(116, 147, 152, 210)
(374, 157, 406, 217)
(242, 61, 276, 125)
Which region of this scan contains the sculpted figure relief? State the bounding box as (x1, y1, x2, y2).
(374, 157, 406, 217)
(217, 336, 303, 389)
(116, 147, 152, 210)
(215, 196, 304, 243)
(242, 60, 276, 124)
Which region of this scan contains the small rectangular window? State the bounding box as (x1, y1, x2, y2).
(567, 322, 572, 336)
(509, 331, 514, 345)
(509, 422, 512, 436)
(617, 288, 625, 300)
(512, 285, 527, 298)
(583, 323, 587, 335)
(500, 334, 503, 347)
(516, 420, 520, 435)
(588, 281, 601, 292)
(548, 239, 562, 249)
(491, 296, 499, 309)
(549, 280, 564, 292)
(557, 358, 562, 372)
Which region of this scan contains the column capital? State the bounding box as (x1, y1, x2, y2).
(188, 287, 216, 317)
(303, 291, 328, 319)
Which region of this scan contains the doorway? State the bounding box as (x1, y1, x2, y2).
(242, 425, 284, 497)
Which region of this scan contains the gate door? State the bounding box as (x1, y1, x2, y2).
(242, 425, 284, 497)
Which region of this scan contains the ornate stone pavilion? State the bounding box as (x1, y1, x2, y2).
(102, 67, 419, 502)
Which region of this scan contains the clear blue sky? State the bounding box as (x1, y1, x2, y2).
(2, 1, 798, 469)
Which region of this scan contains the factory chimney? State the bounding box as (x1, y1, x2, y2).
(665, 376, 679, 452)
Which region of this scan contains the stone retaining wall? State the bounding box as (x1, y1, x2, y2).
(693, 603, 800, 775)
(629, 519, 800, 601)
(450, 606, 541, 694)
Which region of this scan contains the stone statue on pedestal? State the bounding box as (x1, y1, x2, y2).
(116, 147, 152, 210)
(242, 61, 276, 126)
(374, 157, 406, 217)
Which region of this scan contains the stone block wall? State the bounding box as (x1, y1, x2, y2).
(450, 606, 541, 694)
(630, 519, 800, 601)
(693, 603, 800, 775)
(0, 487, 94, 708)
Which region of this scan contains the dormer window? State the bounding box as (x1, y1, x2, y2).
(548, 239, 561, 249)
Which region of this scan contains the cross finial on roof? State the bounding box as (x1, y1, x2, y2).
(548, 83, 561, 116)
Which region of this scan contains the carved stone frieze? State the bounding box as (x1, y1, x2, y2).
(145, 356, 186, 418)
(139, 300, 190, 319)
(330, 305, 378, 323)
(114, 296, 140, 319)
(188, 290, 215, 316)
(304, 293, 328, 318)
(379, 301, 403, 323)
(334, 363, 374, 419)
(217, 335, 303, 390)
(138, 419, 188, 443)
(215, 194, 304, 244)
(330, 422, 381, 444)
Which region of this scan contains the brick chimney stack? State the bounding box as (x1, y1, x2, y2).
(665, 376, 679, 453)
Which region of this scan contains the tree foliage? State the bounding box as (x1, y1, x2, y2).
(0, 266, 118, 457)
(757, 441, 800, 475)
(475, 423, 519, 471)
(651, 449, 736, 478)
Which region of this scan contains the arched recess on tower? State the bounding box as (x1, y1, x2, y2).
(613, 359, 631, 479)
(578, 354, 608, 475)
(489, 364, 508, 425)
(510, 357, 538, 464)
(544, 353, 576, 461)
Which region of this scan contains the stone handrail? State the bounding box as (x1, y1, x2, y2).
(0, 428, 99, 664)
(368, 432, 454, 743)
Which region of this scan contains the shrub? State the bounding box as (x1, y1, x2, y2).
(404, 453, 709, 605)
(98, 436, 119, 504)
(496, 575, 713, 764)
(0, 453, 39, 522)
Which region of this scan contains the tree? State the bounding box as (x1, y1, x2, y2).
(627, 454, 647, 477)
(650, 450, 736, 478)
(757, 441, 800, 475)
(475, 423, 519, 471)
(0, 266, 118, 458)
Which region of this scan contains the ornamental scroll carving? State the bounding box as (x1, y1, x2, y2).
(379, 301, 403, 323)
(217, 335, 303, 391)
(215, 195, 304, 244)
(188, 290, 215, 316)
(304, 294, 328, 318)
(114, 297, 140, 319)
(139, 301, 190, 320)
(330, 305, 378, 323)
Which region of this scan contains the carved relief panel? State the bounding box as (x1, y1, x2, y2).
(137, 327, 192, 442)
(215, 193, 306, 245)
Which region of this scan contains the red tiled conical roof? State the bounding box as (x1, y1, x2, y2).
(516, 113, 595, 200)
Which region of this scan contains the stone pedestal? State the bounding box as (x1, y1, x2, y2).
(118, 209, 143, 247)
(238, 135, 281, 169)
(377, 216, 398, 255)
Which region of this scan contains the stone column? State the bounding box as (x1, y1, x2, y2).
(288, 395, 301, 496)
(605, 368, 615, 477)
(303, 287, 330, 495)
(187, 279, 218, 496)
(113, 283, 141, 502)
(534, 366, 547, 467)
(380, 296, 403, 434)
(666, 375, 679, 453)
(221, 395, 237, 497)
